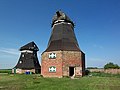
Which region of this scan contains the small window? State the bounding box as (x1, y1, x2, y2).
(22, 54, 24, 57)
(49, 53, 56, 59)
(19, 61, 22, 64)
(49, 66, 56, 72)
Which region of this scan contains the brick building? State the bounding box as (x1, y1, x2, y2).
(41, 11, 85, 77)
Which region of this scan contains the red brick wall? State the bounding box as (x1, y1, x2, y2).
(41, 51, 63, 77)
(41, 51, 85, 77)
(62, 51, 84, 77)
(89, 69, 120, 74)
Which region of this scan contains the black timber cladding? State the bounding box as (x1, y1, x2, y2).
(15, 41, 40, 69)
(20, 41, 39, 51)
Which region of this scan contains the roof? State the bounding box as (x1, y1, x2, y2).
(45, 40, 80, 52)
(52, 11, 74, 27)
(45, 23, 80, 52)
(20, 41, 39, 51)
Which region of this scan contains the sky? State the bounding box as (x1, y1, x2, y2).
(0, 0, 120, 69)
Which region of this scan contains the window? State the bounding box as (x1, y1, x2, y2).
(22, 54, 24, 57)
(19, 61, 22, 64)
(49, 66, 56, 72)
(49, 53, 56, 59)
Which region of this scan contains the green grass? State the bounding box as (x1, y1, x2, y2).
(0, 73, 120, 90)
(91, 72, 120, 78)
(0, 69, 12, 74)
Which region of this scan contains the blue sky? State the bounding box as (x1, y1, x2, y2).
(0, 0, 120, 69)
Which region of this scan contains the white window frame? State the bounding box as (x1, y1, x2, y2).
(49, 53, 56, 59)
(49, 66, 56, 72)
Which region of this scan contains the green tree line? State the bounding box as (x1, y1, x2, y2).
(104, 62, 120, 69)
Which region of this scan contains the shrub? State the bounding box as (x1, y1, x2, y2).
(85, 69, 90, 75)
(0, 69, 12, 74)
(104, 62, 120, 69)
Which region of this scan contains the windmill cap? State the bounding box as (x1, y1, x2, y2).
(52, 11, 74, 27)
(20, 41, 39, 51)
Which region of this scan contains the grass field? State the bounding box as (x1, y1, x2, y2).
(0, 73, 120, 90)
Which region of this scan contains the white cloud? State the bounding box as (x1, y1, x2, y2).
(0, 48, 19, 55)
(0, 48, 20, 69)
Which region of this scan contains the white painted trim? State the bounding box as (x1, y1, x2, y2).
(49, 66, 56, 72)
(49, 53, 56, 59)
(54, 20, 65, 23)
(21, 50, 33, 53)
(52, 21, 73, 29)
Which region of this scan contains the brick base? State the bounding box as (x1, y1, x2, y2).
(41, 50, 85, 77)
(12, 69, 36, 74)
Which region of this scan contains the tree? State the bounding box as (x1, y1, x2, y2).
(104, 62, 119, 69)
(87, 67, 98, 69)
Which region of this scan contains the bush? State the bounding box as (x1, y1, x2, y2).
(0, 69, 12, 74)
(104, 62, 120, 69)
(87, 67, 98, 69)
(85, 69, 90, 75)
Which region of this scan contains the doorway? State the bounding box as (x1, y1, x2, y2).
(69, 67, 74, 76)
